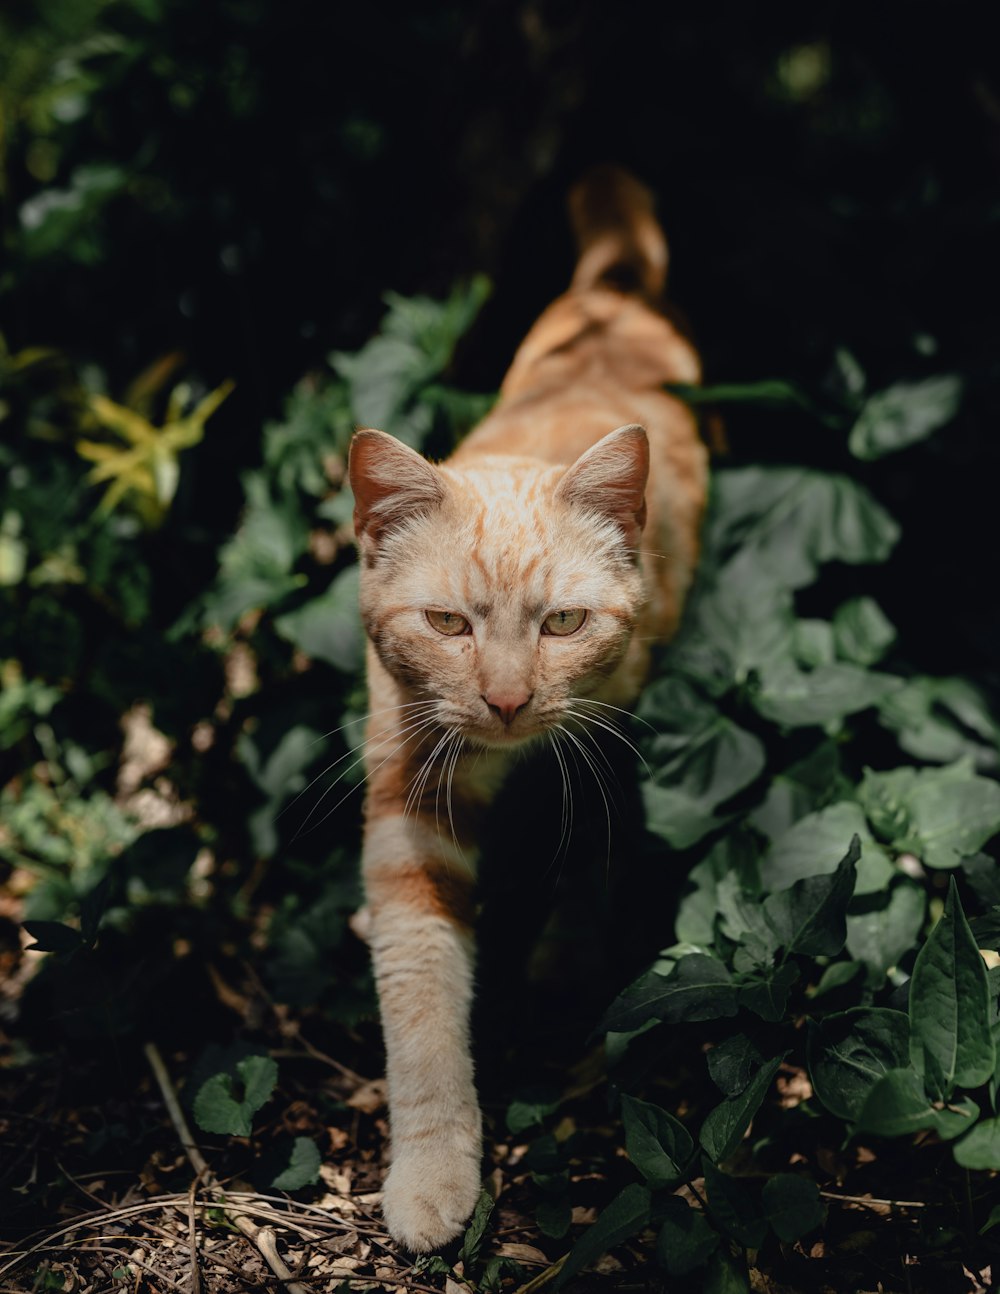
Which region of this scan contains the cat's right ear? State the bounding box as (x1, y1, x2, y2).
(348, 429, 446, 555)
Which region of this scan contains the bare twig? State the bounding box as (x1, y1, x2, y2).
(820, 1190, 928, 1209)
(187, 1179, 202, 1294)
(143, 1041, 313, 1294)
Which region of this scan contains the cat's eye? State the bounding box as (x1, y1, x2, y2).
(426, 610, 471, 636)
(542, 608, 587, 636)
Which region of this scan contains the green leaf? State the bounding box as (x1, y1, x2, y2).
(858, 760, 1000, 868)
(707, 1034, 768, 1097)
(274, 565, 365, 675)
(270, 1136, 322, 1190)
(738, 964, 799, 1021)
(761, 1175, 826, 1241)
(700, 1057, 783, 1164)
(908, 877, 995, 1093)
(762, 836, 859, 957)
(505, 1087, 561, 1134)
(761, 804, 891, 896)
(535, 1196, 572, 1239)
(846, 878, 926, 980)
(601, 954, 738, 1034)
(192, 1054, 279, 1137)
(704, 467, 900, 593)
(702, 1160, 768, 1248)
(638, 676, 766, 848)
(832, 597, 896, 667)
(668, 378, 816, 412)
(848, 375, 963, 460)
(703, 1248, 750, 1293)
(675, 832, 761, 945)
(22, 919, 84, 953)
(750, 742, 845, 843)
(458, 1190, 494, 1271)
(879, 677, 1000, 770)
(621, 1094, 694, 1189)
(856, 1067, 979, 1140)
(807, 1008, 910, 1122)
(655, 1195, 719, 1276)
(752, 661, 901, 730)
(553, 1183, 650, 1289)
(953, 1117, 1000, 1170)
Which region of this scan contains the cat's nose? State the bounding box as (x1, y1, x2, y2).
(482, 689, 533, 726)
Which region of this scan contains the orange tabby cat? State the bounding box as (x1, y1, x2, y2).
(347, 167, 708, 1251)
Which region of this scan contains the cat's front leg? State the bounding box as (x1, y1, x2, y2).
(363, 812, 482, 1252)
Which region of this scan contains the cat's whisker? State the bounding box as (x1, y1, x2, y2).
(404, 725, 456, 824)
(306, 700, 439, 748)
(573, 695, 661, 735)
(563, 710, 626, 795)
(434, 728, 460, 844)
(445, 734, 465, 855)
(546, 729, 574, 872)
(292, 715, 440, 840)
(555, 722, 613, 874)
(279, 704, 440, 822)
(565, 704, 654, 778)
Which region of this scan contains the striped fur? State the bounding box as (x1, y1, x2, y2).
(348, 167, 708, 1251)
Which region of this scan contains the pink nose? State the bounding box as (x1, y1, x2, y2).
(482, 690, 532, 726)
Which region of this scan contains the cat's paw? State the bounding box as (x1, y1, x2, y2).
(381, 1142, 482, 1252)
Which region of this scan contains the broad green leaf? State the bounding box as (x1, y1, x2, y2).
(761, 1175, 826, 1241)
(856, 1067, 978, 1140)
(953, 1117, 1000, 1170)
(738, 964, 799, 1021)
(908, 877, 995, 1092)
(700, 1057, 783, 1164)
(832, 597, 896, 666)
(702, 1160, 767, 1248)
(674, 832, 761, 945)
(753, 661, 901, 730)
(879, 677, 999, 770)
(750, 742, 844, 843)
(505, 1088, 561, 1134)
(704, 467, 900, 592)
(601, 954, 738, 1033)
(667, 378, 815, 412)
(553, 1183, 650, 1289)
(193, 1054, 279, 1137)
(270, 1136, 322, 1190)
(807, 1008, 910, 1122)
(707, 1034, 768, 1098)
(638, 676, 766, 848)
(716, 871, 780, 967)
(655, 1195, 719, 1276)
(792, 618, 835, 668)
(846, 877, 927, 980)
(859, 760, 1000, 869)
(458, 1190, 495, 1270)
(761, 804, 891, 896)
(703, 1248, 751, 1293)
(621, 1094, 694, 1189)
(535, 1196, 572, 1239)
(22, 919, 84, 953)
(762, 837, 859, 957)
(274, 564, 365, 674)
(849, 375, 963, 460)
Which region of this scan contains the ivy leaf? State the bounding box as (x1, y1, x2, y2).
(878, 677, 1000, 770)
(269, 1136, 322, 1190)
(600, 954, 738, 1034)
(762, 836, 859, 957)
(807, 1008, 910, 1122)
(908, 877, 995, 1094)
(458, 1190, 495, 1271)
(752, 661, 901, 730)
(655, 1195, 719, 1276)
(859, 761, 1000, 869)
(761, 804, 891, 896)
(703, 1159, 768, 1248)
(846, 878, 926, 981)
(700, 1057, 783, 1164)
(193, 1054, 278, 1137)
(621, 1094, 694, 1190)
(738, 964, 799, 1021)
(848, 375, 963, 460)
(707, 1034, 768, 1098)
(761, 1175, 826, 1241)
(553, 1183, 650, 1289)
(832, 596, 896, 666)
(856, 1067, 978, 1140)
(274, 564, 365, 675)
(953, 1117, 1000, 1170)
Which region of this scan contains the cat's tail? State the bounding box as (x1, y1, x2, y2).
(568, 165, 668, 301)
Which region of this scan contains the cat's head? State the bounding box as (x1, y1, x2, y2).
(348, 425, 648, 749)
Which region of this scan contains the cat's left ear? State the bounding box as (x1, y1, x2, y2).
(555, 423, 649, 549)
(349, 428, 446, 556)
